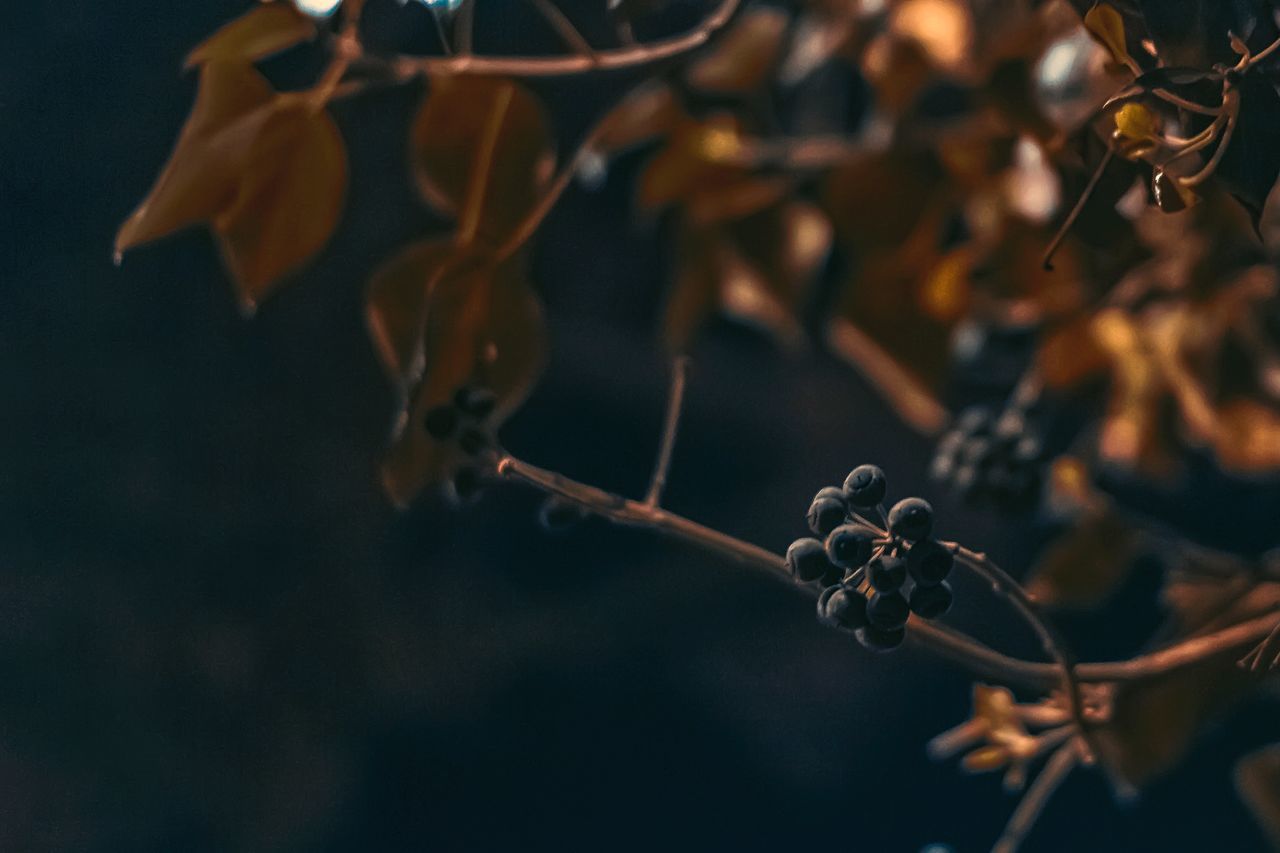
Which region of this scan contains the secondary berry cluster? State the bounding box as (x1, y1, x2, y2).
(930, 403, 1044, 510)
(423, 384, 499, 505)
(786, 465, 956, 652)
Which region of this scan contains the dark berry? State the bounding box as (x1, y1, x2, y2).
(454, 385, 497, 419)
(856, 624, 906, 652)
(843, 464, 888, 508)
(448, 466, 483, 506)
(824, 523, 879, 569)
(458, 426, 490, 456)
(993, 412, 1026, 444)
(807, 489, 848, 537)
(1011, 434, 1042, 464)
(867, 591, 910, 630)
(819, 562, 847, 588)
(907, 539, 954, 585)
(819, 585, 869, 630)
(866, 553, 907, 591)
(423, 405, 459, 440)
(960, 436, 996, 468)
(909, 581, 953, 619)
(538, 496, 585, 532)
(787, 538, 836, 583)
(887, 497, 933, 542)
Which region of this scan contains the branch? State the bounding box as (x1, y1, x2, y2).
(524, 0, 598, 59)
(389, 0, 741, 78)
(493, 455, 1280, 691)
(645, 357, 691, 507)
(992, 738, 1081, 853)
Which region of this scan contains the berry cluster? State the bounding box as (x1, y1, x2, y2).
(930, 404, 1044, 509)
(786, 465, 956, 652)
(423, 384, 499, 505)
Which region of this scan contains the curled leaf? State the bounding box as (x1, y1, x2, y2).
(1083, 3, 1134, 69)
(185, 3, 317, 70)
(685, 7, 788, 94)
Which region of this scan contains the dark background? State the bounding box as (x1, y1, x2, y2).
(1, 2, 1276, 850)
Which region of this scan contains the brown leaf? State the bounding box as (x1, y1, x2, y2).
(116, 62, 276, 254)
(185, 3, 317, 70)
(637, 116, 749, 214)
(215, 101, 347, 309)
(116, 62, 347, 309)
(1212, 400, 1280, 472)
(1024, 512, 1143, 608)
(590, 82, 682, 156)
(365, 238, 457, 386)
(379, 250, 547, 506)
(410, 76, 554, 246)
(1236, 743, 1280, 849)
(663, 229, 723, 354)
(685, 7, 788, 95)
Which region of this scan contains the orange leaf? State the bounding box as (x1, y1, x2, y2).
(379, 251, 547, 506)
(214, 101, 347, 310)
(116, 62, 276, 255)
(366, 239, 457, 387)
(185, 3, 317, 70)
(116, 62, 347, 309)
(685, 7, 788, 94)
(410, 76, 554, 246)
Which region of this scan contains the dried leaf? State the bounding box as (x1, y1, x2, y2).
(685, 7, 788, 94)
(1024, 512, 1142, 607)
(663, 229, 724, 354)
(214, 101, 347, 309)
(638, 117, 746, 214)
(1213, 399, 1280, 471)
(116, 62, 276, 253)
(380, 251, 547, 506)
(590, 82, 681, 156)
(185, 3, 317, 70)
(1083, 3, 1134, 69)
(411, 76, 554, 246)
(116, 62, 347, 309)
(1235, 743, 1280, 848)
(366, 238, 457, 386)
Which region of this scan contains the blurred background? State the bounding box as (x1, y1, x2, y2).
(2, 1, 1277, 850)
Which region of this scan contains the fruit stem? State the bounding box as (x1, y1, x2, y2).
(645, 356, 691, 507)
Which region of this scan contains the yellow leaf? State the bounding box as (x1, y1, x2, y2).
(1083, 3, 1134, 69)
(410, 77, 554, 247)
(365, 238, 457, 386)
(961, 745, 1010, 773)
(185, 3, 317, 70)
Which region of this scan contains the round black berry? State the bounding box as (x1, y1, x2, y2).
(807, 489, 848, 537)
(955, 405, 993, 436)
(454, 385, 497, 419)
(819, 585, 869, 630)
(866, 553, 907, 592)
(909, 581, 953, 620)
(448, 466, 483, 506)
(867, 591, 910, 630)
(423, 405, 459, 440)
(538, 496, 585, 532)
(856, 624, 906, 652)
(824, 523, 879, 569)
(787, 538, 836, 583)
(819, 562, 847, 589)
(907, 539, 954, 585)
(843, 464, 888, 508)
(458, 426, 490, 456)
(887, 497, 933, 542)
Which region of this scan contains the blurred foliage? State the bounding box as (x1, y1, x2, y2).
(116, 0, 1280, 846)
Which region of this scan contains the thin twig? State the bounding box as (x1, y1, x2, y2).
(1042, 146, 1115, 271)
(455, 0, 475, 56)
(389, 0, 741, 78)
(524, 0, 598, 59)
(494, 454, 1280, 690)
(992, 738, 1081, 853)
(945, 543, 1094, 763)
(645, 357, 691, 507)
